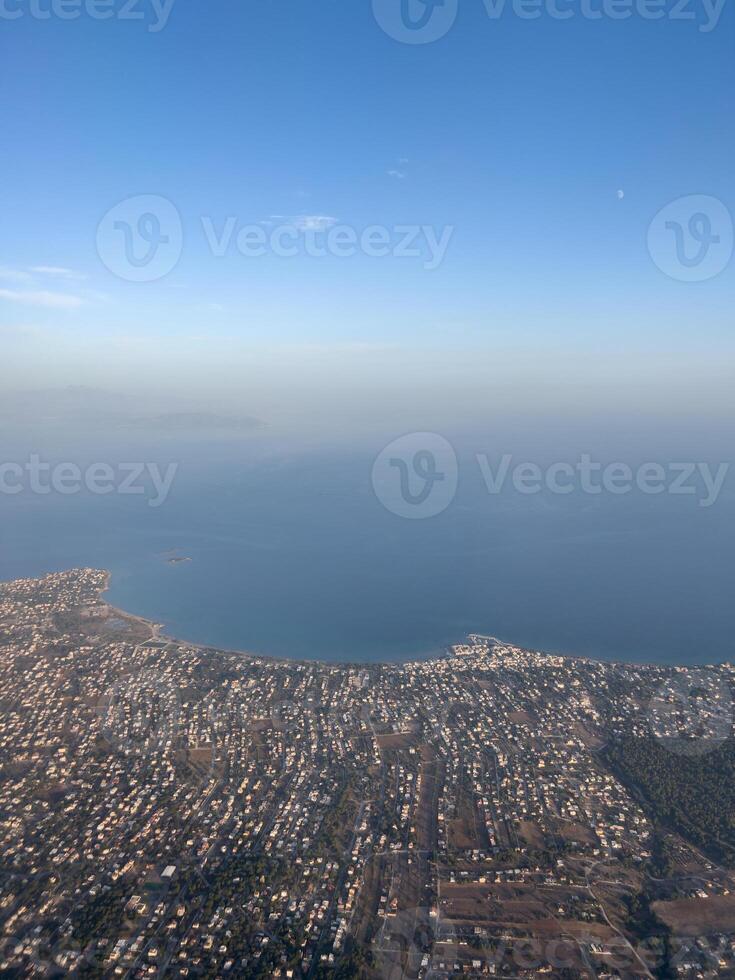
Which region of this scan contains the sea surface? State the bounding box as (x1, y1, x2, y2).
(1, 430, 734, 665)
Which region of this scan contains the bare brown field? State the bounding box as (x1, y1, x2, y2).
(416, 747, 442, 854)
(375, 732, 417, 751)
(448, 817, 480, 850)
(433, 881, 626, 977)
(572, 721, 605, 749)
(653, 894, 735, 934)
(443, 894, 547, 924)
(439, 881, 597, 926)
(350, 853, 385, 945)
(518, 818, 545, 849)
(248, 717, 273, 732)
(508, 709, 536, 725)
(448, 793, 488, 851)
(556, 819, 598, 847)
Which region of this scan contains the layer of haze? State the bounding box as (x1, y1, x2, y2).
(1, 0, 733, 662)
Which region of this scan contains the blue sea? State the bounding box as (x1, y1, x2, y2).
(1, 428, 733, 665)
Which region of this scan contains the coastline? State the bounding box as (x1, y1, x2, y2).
(96, 569, 466, 668)
(99, 570, 434, 668)
(100, 571, 277, 662)
(5, 566, 714, 670)
(95, 569, 668, 671)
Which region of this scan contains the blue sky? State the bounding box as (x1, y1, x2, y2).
(1, 0, 733, 402)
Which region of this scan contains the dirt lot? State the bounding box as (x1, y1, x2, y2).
(518, 819, 545, 849)
(416, 748, 442, 853)
(435, 881, 624, 975)
(375, 732, 418, 751)
(439, 880, 609, 929)
(556, 819, 598, 847)
(448, 793, 488, 851)
(508, 709, 536, 726)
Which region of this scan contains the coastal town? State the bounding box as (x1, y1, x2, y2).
(1, 569, 735, 979)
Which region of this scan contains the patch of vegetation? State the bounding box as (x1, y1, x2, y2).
(603, 734, 735, 864)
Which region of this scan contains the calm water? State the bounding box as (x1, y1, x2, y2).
(1, 431, 733, 665)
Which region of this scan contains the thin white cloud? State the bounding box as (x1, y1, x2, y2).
(0, 288, 85, 310)
(269, 215, 339, 232)
(30, 265, 87, 281)
(388, 158, 409, 179)
(0, 266, 33, 283)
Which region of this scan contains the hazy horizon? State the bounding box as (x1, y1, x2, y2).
(2, 0, 733, 664)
